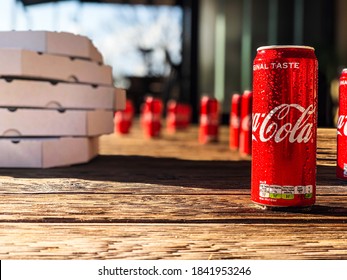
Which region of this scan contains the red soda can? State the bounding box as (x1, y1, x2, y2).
(239, 90, 252, 155)
(166, 100, 192, 133)
(337, 68, 347, 180)
(229, 93, 242, 150)
(179, 103, 192, 129)
(166, 100, 176, 128)
(199, 96, 219, 144)
(114, 99, 134, 134)
(251, 46, 318, 208)
(166, 100, 180, 133)
(142, 96, 163, 138)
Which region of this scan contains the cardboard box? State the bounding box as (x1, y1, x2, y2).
(0, 49, 113, 86)
(114, 88, 127, 111)
(0, 79, 125, 110)
(0, 109, 113, 137)
(0, 31, 103, 63)
(0, 137, 98, 168)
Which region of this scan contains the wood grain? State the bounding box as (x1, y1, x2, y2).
(0, 194, 347, 223)
(1, 223, 347, 260)
(0, 123, 346, 260)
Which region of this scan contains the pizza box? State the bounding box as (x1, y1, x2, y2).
(114, 87, 126, 110)
(0, 79, 125, 110)
(0, 49, 113, 86)
(0, 31, 103, 63)
(0, 109, 113, 137)
(0, 137, 98, 168)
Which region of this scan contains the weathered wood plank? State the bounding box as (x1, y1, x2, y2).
(0, 156, 252, 194)
(1, 223, 347, 260)
(0, 170, 344, 194)
(1, 193, 347, 222)
(0, 126, 341, 191)
(99, 124, 244, 160)
(0, 126, 344, 260)
(0, 127, 341, 196)
(0, 163, 343, 194)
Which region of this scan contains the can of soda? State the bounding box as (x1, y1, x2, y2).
(166, 100, 192, 133)
(229, 93, 241, 150)
(337, 68, 347, 180)
(142, 96, 163, 138)
(199, 96, 219, 144)
(251, 46, 318, 208)
(239, 90, 252, 155)
(179, 103, 192, 129)
(114, 99, 134, 134)
(166, 100, 177, 133)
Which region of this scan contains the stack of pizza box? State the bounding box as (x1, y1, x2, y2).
(0, 31, 126, 168)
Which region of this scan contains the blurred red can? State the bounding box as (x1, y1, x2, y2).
(337, 68, 347, 180)
(166, 100, 192, 133)
(239, 90, 252, 155)
(114, 99, 134, 134)
(251, 46, 318, 208)
(199, 96, 219, 144)
(180, 104, 192, 129)
(142, 96, 163, 138)
(229, 93, 241, 150)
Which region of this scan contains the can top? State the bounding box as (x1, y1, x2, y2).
(257, 45, 315, 51)
(243, 90, 252, 95)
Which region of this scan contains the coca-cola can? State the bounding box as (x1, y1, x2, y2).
(199, 96, 219, 144)
(114, 99, 134, 134)
(179, 103, 192, 129)
(337, 68, 347, 180)
(229, 93, 241, 150)
(141, 96, 163, 138)
(239, 90, 252, 155)
(251, 46, 318, 208)
(166, 100, 192, 133)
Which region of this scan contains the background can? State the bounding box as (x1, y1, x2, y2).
(199, 96, 219, 144)
(166, 100, 192, 133)
(337, 68, 347, 180)
(141, 96, 163, 138)
(251, 46, 318, 208)
(229, 93, 241, 150)
(114, 99, 134, 134)
(239, 90, 252, 155)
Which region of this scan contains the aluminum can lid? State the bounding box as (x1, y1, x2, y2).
(257, 45, 314, 51)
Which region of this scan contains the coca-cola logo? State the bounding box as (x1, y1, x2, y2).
(114, 112, 132, 122)
(200, 114, 219, 126)
(252, 104, 315, 143)
(230, 113, 240, 129)
(337, 115, 347, 136)
(167, 112, 189, 123)
(241, 114, 251, 131)
(143, 112, 161, 123)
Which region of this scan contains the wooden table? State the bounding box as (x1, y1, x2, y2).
(0, 123, 346, 260)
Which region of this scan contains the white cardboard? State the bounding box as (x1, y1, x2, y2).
(0, 49, 113, 86)
(0, 79, 125, 110)
(0, 137, 98, 168)
(0, 109, 113, 137)
(0, 31, 103, 63)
